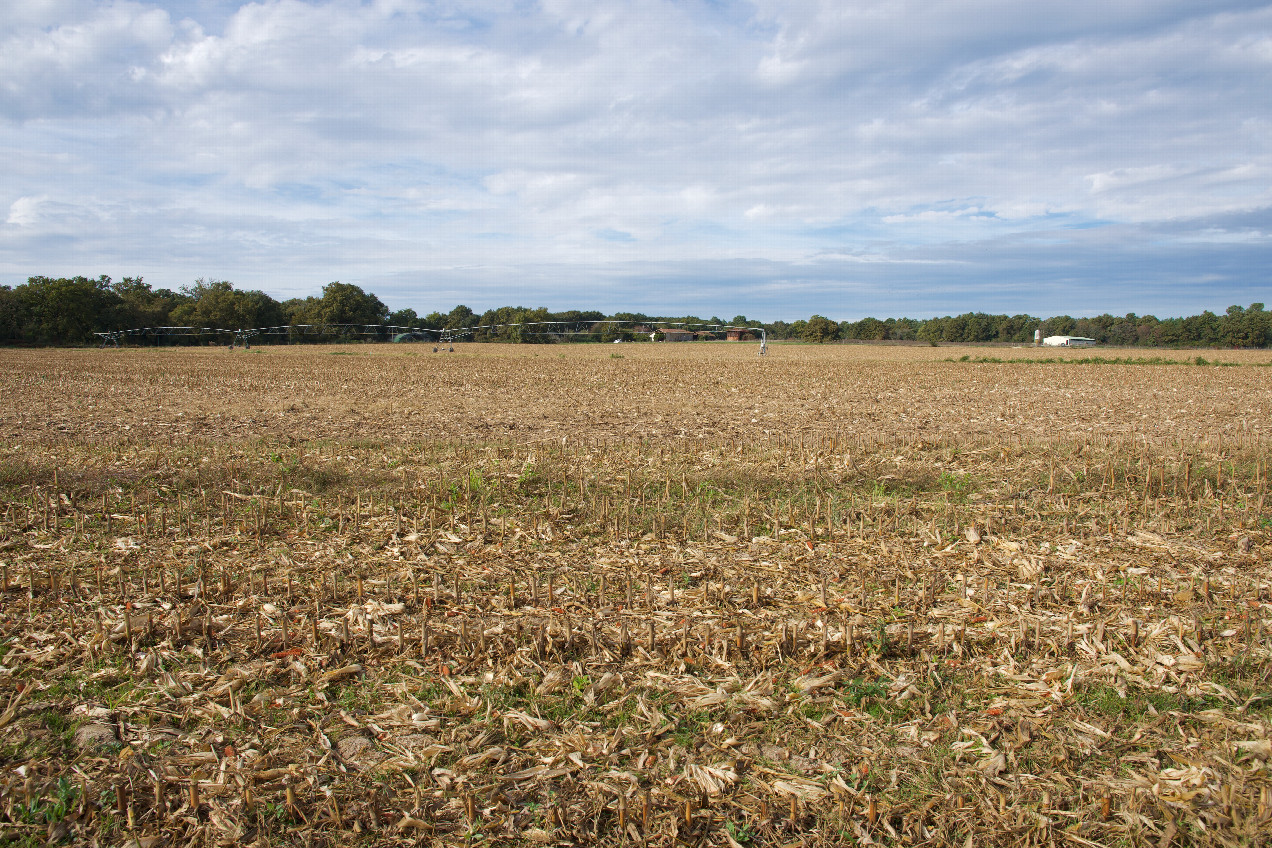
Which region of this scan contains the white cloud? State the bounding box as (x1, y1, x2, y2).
(0, 0, 1270, 319)
(6, 196, 48, 226)
(882, 207, 992, 224)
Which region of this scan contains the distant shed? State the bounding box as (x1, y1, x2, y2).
(726, 328, 754, 341)
(1042, 336, 1096, 347)
(659, 328, 695, 342)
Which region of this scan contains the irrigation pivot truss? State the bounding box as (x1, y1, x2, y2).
(95, 320, 769, 352)
(94, 324, 424, 348)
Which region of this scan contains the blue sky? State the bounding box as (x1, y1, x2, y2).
(2, 1, 1270, 321)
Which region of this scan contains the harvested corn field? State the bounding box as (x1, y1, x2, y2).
(1, 343, 1270, 847)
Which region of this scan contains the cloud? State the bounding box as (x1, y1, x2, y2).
(1, 1, 1271, 321)
(6, 196, 48, 226)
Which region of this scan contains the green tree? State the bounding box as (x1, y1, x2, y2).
(170, 279, 284, 332)
(389, 308, 419, 328)
(17, 275, 120, 344)
(1039, 315, 1076, 337)
(801, 315, 839, 343)
(318, 282, 387, 326)
(1218, 304, 1268, 347)
(941, 314, 969, 342)
(109, 277, 187, 330)
(1106, 314, 1139, 346)
(990, 314, 1036, 343)
(475, 306, 552, 342)
(916, 317, 945, 343)
(885, 317, 919, 340)
(766, 320, 793, 339)
(0, 286, 24, 342)
(1137, 315, 1167, 346)
(1181, 310, 1220, 346)
(282, 296, 321, 325)
(847, 316, 887, 340)
(446, 304, 477, 329)
(964, 312, 994, 342)
(1243, 304, 1269, 347)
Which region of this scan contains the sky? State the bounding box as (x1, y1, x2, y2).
(2, 1, 1271, 322)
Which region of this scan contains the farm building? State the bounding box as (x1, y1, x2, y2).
(658, 328, 696, 342)
(726, 328, 755, 341)
(1042, 335, 1096, 347)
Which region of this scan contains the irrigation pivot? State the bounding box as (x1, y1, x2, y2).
(95, 320, 769, 352)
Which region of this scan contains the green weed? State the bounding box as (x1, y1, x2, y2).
(725, 819, 756, 845)
(938, 471, 974, 503)
(15, 776, 79, 827)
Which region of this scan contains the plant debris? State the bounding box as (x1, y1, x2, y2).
(0, 344, 1269, 847)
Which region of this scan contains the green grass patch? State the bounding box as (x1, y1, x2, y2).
(833, 677, 895, 719)
(1073, 682, 1226, 721)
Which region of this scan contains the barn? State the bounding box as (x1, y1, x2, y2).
(659, 328, 696, 342)
(1042, 336, 1096, 347)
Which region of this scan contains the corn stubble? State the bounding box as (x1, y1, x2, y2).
(0, 344, 1270, 847)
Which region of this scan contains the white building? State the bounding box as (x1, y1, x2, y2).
(1042, 335, 1096, 347)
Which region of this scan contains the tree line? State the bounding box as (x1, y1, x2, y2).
(795, 307, 1271, 347)
(0, 274, 1268, 348)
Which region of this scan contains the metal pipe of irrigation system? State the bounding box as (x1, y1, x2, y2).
(96, 321, 769, 352)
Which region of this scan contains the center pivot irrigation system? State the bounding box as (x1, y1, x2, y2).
(95, 320, 769, 353)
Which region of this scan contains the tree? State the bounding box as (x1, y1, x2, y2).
(965, 312, 994, 342)
(1073, 318, 1108, 343)
(241, 289, 286, 328)
(318, 282, 386, 326)
(1137, 316, 1166, 346)
(389, 308, 419, 328)
(916, 317, 944, 343)
(885, 317, 919, 340)
(846, 316, 886, 340)
(1039, 315, 1076, 337)
(801, 315, 839, 343)
(556, 310, 606, 325)
(993, 314, 1037, 343)
(475, 306, 551, 342)
(170, 279, 235, 328)
(611, 312, 652, 325)
(941, 314, 969, 342)
(109, 277, 187, 330)
(1244, 304, 1270, 347)
(281, 296, 320, 325)
(0, 286, 23, 342)
(169, 279, 284, 332)
(18, 275, 120, 344)
(766, 320, 793, 339)
(446, 305, 476, 329)
(1181, 310, 1220, 346)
